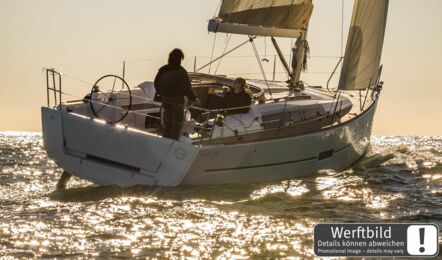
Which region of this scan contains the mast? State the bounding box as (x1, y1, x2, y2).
(208, 0, 314, 90)
(292, 30, 309, 90)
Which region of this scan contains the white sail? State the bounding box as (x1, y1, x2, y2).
(208, 0, 313, 38)
(338, 0, 389, 90)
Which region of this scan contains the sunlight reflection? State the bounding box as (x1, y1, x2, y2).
(250, 180, 309, 200)
(1, 134, 441, 258)
(423, 174, 442, 180)
(316, 171, 405, 209)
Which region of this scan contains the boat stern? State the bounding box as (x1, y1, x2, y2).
(41, 107, 64, 160)
(41, 106, 199, 187)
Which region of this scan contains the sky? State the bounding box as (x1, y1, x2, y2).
(0, 0, 441, 135)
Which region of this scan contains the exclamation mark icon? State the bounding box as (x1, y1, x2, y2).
(419, 227, 425, 253)
(407, 225, 438, 256)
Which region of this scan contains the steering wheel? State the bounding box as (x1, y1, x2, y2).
(89, 75, 132, 124)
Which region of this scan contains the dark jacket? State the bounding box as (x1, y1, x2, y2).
(222, 90, 252, 115)
(154, 65, 196, 104)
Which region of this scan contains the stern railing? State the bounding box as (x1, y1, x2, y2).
(45, 68, 62, 108)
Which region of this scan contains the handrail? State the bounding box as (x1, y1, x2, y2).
(330, 92, 341, 123)
(47, 69, 361, 146)
(276, 96, 289, 136)
(58, 89, 362, 147)
(326, 57, 343, 91)
(44, 68, 62, 108)
(198, 108, 357, 145)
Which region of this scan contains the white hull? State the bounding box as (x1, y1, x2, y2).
(42, 99, 377, 187)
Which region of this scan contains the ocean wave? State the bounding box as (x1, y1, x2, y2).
(0, 133, 440, 258)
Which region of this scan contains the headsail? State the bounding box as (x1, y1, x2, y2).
(208, 0, 314, 38)
(338, 0, 389, 90)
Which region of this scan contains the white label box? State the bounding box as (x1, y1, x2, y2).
(407, 225, 438, 256)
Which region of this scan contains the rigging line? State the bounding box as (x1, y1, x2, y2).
(225, 71, 337, 76)
(310, 55, 342, 59)
(195, 54, 341, 59)
(84, 86, 255, 114)
(99, 90, 207, 113)
(304, 86, 336, 98)
(62, 73, 156, 105)
(64, 91, 190, 125)
(273, 55, 277, 82)
(196, 38, 251, 72)
(121, 61, 126, 90)
(62, 73, 94, 87)
(213, 0, 222, 18)
(264, 37, 267, 60)
(289, 38, 294, 74)
(208, 33, 218, 74)
(341, 0, 344, 57)
(250, 36, 273, 97)
(57, 85, 250, 126)
(109, 92, 207, 114)
(214, 34, 232, 75)
(121, 58, 159, 63)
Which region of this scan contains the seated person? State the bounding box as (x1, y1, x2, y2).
(222, 77, 252, 115)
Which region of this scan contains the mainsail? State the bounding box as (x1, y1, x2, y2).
(338, 0, 389, 90)
(208, 0, 314, 38)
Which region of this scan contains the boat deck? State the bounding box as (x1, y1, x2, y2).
(57, 74, 376, 147)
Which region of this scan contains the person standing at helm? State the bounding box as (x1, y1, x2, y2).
(154, 48, 197, 140)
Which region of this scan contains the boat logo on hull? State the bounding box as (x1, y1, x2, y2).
(175, 148, 187, 160)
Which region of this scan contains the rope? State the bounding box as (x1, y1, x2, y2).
(62, 74, 95, 87)
(224, 71, 339, 76)
(214, 34, 232, 75)
(289, 38, 294, 73)
(195, 54, 342, 59)
(208, 33, 217, 74)
(196, 38, 252, 72)
(250, 37, 273, 97)
(213, 0, 222, 18)
(302, 40, 310, 72)
(341, 0, 345, 57)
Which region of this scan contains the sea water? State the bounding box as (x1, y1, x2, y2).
(0, 132, 441, 258)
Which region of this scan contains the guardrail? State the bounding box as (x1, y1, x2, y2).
(45, 68, 62, 108)
(43, 69, 362, 146)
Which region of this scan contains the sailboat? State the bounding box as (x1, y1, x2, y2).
(41, 0, 389, 187)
